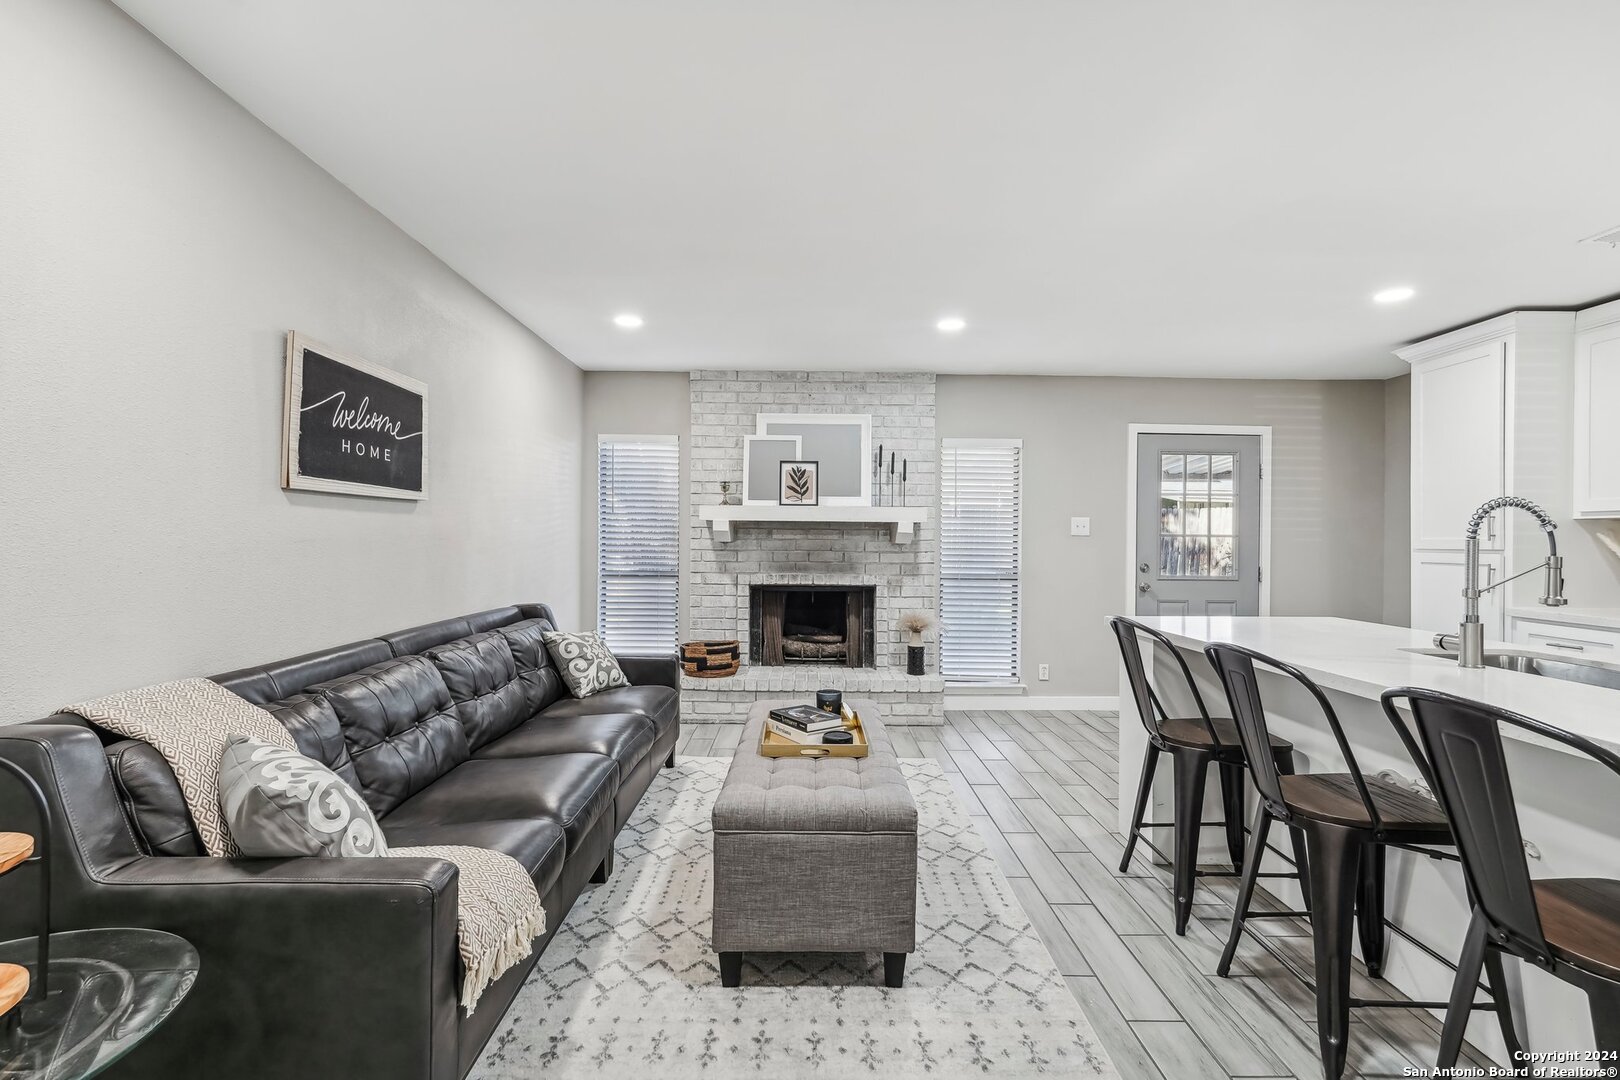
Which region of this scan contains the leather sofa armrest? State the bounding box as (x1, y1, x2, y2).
(0, 724, 463, 1080)
(617, 653, 680, 690)
(95, 855, 462, 1079)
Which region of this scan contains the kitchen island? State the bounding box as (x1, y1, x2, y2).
(1116, 615, 1620, 1064)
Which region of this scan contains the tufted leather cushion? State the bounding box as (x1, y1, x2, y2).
(311, 656, 469, 817)
(105, 740, 204, 856)
(496, 618, 565, 716)
(264, 692, 361, 790)
(380, 818, 566, 896)
(425, 632, 527, 751)
(475, 713, 655, 780)
(382, 755, 617, 854)
(540, 684, 678, 746)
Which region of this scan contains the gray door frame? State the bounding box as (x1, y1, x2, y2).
(1122, 424, 1272, 618)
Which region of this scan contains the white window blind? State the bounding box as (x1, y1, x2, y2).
(597, 436, 680, 654)
(940, 439, 1022, 683)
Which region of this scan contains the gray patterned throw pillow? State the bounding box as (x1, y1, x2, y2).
(219, 733, 388, 858)
(541, 630, 630, 699)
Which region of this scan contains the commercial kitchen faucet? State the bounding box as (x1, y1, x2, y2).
(1455, 496, 1566, 668)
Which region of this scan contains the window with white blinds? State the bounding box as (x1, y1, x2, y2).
(597, 436, 680, 654)
(940, 439, 1022, 684)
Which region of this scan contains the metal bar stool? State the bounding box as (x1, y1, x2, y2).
(1384, 687, 1620, 1069)
(1111, 617, 1301, 935)
(1205, 643, 1517, 1080)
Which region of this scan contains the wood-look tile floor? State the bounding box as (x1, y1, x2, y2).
(677, 709, 1494, 1080)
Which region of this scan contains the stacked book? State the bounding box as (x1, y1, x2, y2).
(766, 704, 847, 745)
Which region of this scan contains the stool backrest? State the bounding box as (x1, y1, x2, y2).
(1204, 642, 1382, 830)
(1107, 617, 1220, 747)
(1378, 688, 1620, 969)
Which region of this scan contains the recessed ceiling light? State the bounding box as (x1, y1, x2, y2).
(613, 313, 644, 329)
(1372, 287, 1415, 305)
(936, 316, 966, 333)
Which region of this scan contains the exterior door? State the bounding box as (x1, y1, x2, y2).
(1135, 434, 1262, 617)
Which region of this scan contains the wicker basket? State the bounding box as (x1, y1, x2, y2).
(681, 640, 741, 678)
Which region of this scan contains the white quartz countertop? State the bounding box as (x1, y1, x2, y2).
(1124, 616, 1620, 753)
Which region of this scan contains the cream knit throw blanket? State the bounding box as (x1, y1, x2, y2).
(67, 678, 545, 1013)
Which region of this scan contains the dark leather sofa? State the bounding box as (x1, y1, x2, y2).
(0, 604, 679, 1079)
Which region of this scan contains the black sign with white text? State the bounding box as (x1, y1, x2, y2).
(291, 346, 425, 496)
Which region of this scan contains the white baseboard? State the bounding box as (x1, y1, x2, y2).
(943, 695, 1119, 712)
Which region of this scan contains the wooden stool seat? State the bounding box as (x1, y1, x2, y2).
(0, 833, 33, 876)
(1280, 773, 1450, 833)
(0, 963, 27, 1018)
(1535, 878, 1620, 981)
(1158, 716, 1293, 752)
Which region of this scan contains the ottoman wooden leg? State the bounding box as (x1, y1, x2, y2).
(884, 952, 906, 988)
(719, 952, 743, 987)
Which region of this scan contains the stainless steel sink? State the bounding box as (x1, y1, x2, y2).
(1405, 647, 1620, 691)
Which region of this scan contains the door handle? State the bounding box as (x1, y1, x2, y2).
(1138, 582, 1151, 593)
(1138, 562, 1150, 573)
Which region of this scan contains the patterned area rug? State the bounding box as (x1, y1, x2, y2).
(470, 758, 1118, 1079)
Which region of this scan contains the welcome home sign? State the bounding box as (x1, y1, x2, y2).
(281, 332, 428, 500)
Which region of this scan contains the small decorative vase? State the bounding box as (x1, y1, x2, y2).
(907, 645, 926, 676)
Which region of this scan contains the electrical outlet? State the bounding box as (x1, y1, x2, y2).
(1070, 517, 1091, 536)
(1038, 664, 1050, 681)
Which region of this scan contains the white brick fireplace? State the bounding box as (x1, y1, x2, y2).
(683, 370, 945, 724)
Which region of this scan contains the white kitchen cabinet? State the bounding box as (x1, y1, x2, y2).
(1397, 312, 1576, 627)
(1407, 340, 1505, 550)
(1573, 299, 1620, 518)
(1411, 549, 1504, 638)
(1508, 614, 1620, 657)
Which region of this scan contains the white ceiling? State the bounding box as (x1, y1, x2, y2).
(116, 1, 1620, 378)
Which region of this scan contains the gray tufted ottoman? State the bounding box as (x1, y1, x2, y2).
(711, 699, 918, 987)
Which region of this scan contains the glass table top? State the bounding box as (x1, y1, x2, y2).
(0, 928, 198, 1080)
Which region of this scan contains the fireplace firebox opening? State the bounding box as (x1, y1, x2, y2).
(749, 585, 877, 668)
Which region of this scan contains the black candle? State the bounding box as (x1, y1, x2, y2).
(902, 459, 907, 483)
(889, 451, 895, 474)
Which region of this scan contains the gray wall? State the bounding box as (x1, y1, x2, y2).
(1382, 375, 1412, 626)
(581, 371, 692, 641)
(0, 0, 584, 722)
(936, 375, 1393, 696)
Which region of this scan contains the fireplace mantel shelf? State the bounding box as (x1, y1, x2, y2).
(697, 505, 929, 544)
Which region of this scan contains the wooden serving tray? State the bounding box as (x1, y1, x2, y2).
(759, 717, 869, 758)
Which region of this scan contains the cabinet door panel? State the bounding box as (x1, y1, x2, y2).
(1412, 344, 1505, 548)
(1575, 324, 1620, 517)
(1411, 549, 1503, 638)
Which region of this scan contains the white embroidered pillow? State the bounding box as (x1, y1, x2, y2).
(218, 734, 388, 857)
(540, 630, 630, 699)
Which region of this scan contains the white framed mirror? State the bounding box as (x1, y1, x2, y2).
(742, 434, 802, 505)
(755, 414, 872, 506)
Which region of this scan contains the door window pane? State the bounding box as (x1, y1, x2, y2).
(1158, 453, 1184, 535)
(1157, 450, 1238, 579)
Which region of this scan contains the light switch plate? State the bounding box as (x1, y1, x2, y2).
(1070, 517, 1091, 536)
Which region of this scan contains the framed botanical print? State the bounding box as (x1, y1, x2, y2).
(779, 460, 819, 506)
